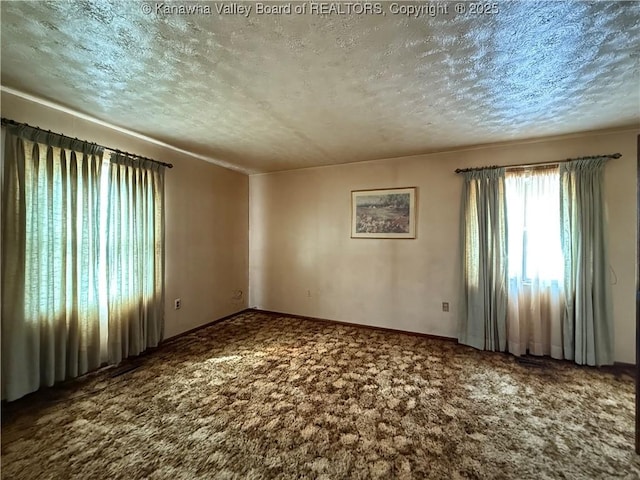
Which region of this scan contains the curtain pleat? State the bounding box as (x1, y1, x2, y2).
(458, 168, 508, 351)
(107, 153, 164, 364)
(560, 158, 614, 366)
(2, 131, 28, 400)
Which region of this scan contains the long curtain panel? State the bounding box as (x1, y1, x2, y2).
(1, 127, 104, 401)
(106, 153, 165, 364)
(560, 158, 614, 366)
(505, 168, 565, 359)
(458, 168, 508, 351)
(1, 126, 167, 401)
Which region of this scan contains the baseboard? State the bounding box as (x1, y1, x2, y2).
(612, 361, 636, 376)
(250, 308, 458, 343)
(614, 361, 636, 368)
(161, 308, 252, 346)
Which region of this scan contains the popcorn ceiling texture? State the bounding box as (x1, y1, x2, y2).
(1, 1, 638, 173)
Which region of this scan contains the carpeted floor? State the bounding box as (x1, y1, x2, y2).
(1, 310, 638, 479)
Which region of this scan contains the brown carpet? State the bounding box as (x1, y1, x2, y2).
(1, 311, 638, 479)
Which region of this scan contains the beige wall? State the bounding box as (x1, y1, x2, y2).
(250, 129, 638, 364)
(2, 91, 249, 339)
(3, 90, 636, 363)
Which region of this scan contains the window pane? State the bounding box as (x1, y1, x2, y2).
(506, 169, 563, 283)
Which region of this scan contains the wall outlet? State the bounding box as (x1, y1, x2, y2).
(174, 298, 181, 310)
(442, 302, 449, 312)
(306, 289, 312, 297)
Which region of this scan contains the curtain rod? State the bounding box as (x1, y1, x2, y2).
(454, 153, 621, 174)
(1, 117, 173, 169)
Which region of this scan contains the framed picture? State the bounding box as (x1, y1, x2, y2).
(351, 187, 416, 239)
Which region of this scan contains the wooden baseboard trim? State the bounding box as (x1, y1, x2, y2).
(612, 361, 636, 376)
(161, 308, 252, 346)
(614, 361, 636, 368)
(250, 308, 458, 343)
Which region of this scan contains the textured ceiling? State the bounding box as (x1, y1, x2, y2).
(1, 1, 639, 173)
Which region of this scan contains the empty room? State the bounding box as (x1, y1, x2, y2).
(1, 0, 638, 479)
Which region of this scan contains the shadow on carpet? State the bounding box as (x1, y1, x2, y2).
(1, 311, 638, 479)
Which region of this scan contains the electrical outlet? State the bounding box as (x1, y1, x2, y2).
(174, 298, 181, 310)
(306, 289, 312, 297)
(442, 302, 449, 312)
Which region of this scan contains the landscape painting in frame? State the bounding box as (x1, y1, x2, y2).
(351, 187, 416, 239)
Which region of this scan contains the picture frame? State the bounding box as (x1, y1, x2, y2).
(351, 187, 416, 239)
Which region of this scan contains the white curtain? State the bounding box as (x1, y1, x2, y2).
(1, 127, 166, 401)
(106, 153, 165, 364)
(1, 127, 104, 401)
(505, 168, 565, 359)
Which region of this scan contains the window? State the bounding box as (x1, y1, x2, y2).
(505, 167, 563, 284)
(2, 128, 165, 401)
(459, 158, 614, 365)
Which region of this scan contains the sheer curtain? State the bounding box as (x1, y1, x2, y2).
(1, 127, 166, 401)
(1, 126, 104, 401)
(505, 168, 564, 359)
(106, 153, 165, 364)
(458, 168, 508, 351)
